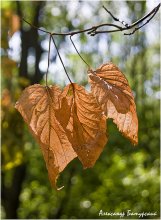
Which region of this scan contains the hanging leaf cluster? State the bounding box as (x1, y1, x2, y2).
(15, 62, 138, 189)
(14, 2, 161, 189)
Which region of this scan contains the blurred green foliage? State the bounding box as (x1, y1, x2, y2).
(1, 1, 160, 219)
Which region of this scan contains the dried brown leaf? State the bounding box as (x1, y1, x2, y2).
(15, 84, 77, 189)
(88, 62, 138, 145)
(56, 83, 108, 168)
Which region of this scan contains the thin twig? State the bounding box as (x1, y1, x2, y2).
(90, 3, 161, 35)
(70, 36, 90, 68)
(126, 3, 160, 29)
(21, 3, 160, 86)
(101, 3, 160, 36)
(87, 23, 122, 35)
(22, 17, 121, 36)
(50, 23, 122, 36)
(89, 29, 122, 36)
(22, 3, 160, 37)
(124, 4, 160, 35)
(103, 5, 129, 27)
(22, 18, 50, 34)
(51, 35, 72, 84)
(46, 34, 52, 86)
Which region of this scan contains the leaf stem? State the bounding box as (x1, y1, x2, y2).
(70, 36, 90, 68)
(45, 34, 52, 86)
(51, 35, 73, 84)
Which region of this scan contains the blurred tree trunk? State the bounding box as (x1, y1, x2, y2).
(2, 2, 45, 219)
(2, 165, 26, 219)
(17, 1, 45, 84)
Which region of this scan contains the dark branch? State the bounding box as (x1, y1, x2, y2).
(21, 3, 160, 85)
(100, 3, 161, 36)
(103, 5, 129, 28)
(51, 23, 122, 36)
(22, 3, 160, 37)
(124, 4, 160, 35)
(126, 3, 160, 29)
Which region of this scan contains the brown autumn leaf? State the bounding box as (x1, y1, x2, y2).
(88, 62, 138, 145)
(15, 84, 77, 189)
(56, 83, 108, 168)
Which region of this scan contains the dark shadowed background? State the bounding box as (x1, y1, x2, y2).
(1, 1, 160, 219)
